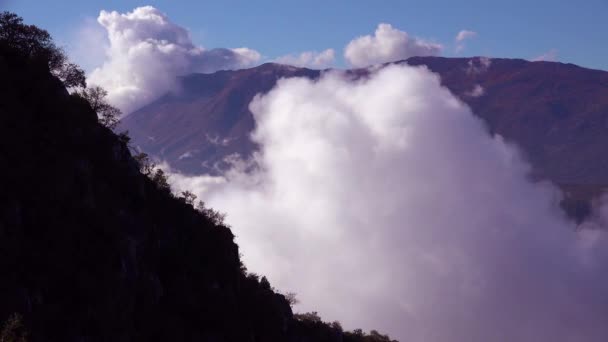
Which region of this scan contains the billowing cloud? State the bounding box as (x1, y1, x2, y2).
(455, 29, 477, 53)
(87, 6, 261, 113)
(168, 64, 608, 342)
(275, 49, 335, 68)
(532, 49, 558, 62)
(344, 23, 442, 67)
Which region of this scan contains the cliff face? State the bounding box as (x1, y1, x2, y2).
(0, 44, 392, 342)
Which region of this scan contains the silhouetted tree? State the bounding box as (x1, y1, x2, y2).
(0, 11, 85, 88)
(117, 130, 131, 146)
(151, 169, 170, 192)
(260, 276, 271, 290)
(133, 152, 156, 176)
(180, 190, 197, 206)
(75, 86, 121, 129)
(196, 200, 227, 226)
(294, 312, 322, 323)
(284, 292, 299, 307)
(330, 321, 343, 333)
(0, 313, 28, 342)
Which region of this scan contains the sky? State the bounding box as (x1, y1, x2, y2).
(3, 0, 608, 71)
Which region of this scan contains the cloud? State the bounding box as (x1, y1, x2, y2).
(466, 84, 485, 97)
(275, 49, 335, 68)
(455, 29, 477, 53)
(168, 64, 608, 342)
(344, 23, 442, 67)
(467, 56, 492, 74)
(86, 6, 261, 113)
(456, 30, 477, 42)
(532, 49, 558, 62)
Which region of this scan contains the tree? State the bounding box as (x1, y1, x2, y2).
(260, 276, 271, 290)
(180, 190, 197, 206)
(117, 130, 131, 146)
(151, 169, 171, 192)
(196, 200, 227, 226)
(133, 152, 156, 176)
(294, 312, 322, 323)
(0, 313, 28, 342)
(330, 321, 343, 332)
(0, 11, 86, 88)
(284, 292, 299, 307)
(75, 86, 121, 130)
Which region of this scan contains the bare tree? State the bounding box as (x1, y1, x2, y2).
(0, 11, 86, 88)
(75, 86, 121, 130)
(180, 191, 197, 206)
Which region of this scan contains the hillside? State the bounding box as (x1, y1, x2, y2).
(124, 64, 322, 175)
(121, 57, 608, 220)
(124, 58, 608, 184)
(0, 21, 395, 342)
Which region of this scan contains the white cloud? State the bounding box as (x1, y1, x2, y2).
(532, 49, 558, 62)
(467, 56, 492, 74)
(86, 6, 261, 113)
(466, 84, 485, 97)
(456, 29, 477, 42)
(275, 49, 335, 68)
(168, 64, 608, 342)
(344, 23, 442, 68)
(455, 29, 477, 53)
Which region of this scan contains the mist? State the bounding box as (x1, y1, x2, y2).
(168, 64, 608, 341)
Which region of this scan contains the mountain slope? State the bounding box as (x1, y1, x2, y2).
(121, 57, 608, 221)
(122, 57, 608, 185)
(124, 64, 321, 175)
(0, 37, 394, 342)
(406, 56, 608, 185)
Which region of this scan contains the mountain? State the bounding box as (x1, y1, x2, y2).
(121, 57, 608, 220)
(0, 29, 395, 342)
(123, 64, 322, 175)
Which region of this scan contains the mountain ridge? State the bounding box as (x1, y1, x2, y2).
(121, 56, 608, 222)
(123, 56, 608, 183)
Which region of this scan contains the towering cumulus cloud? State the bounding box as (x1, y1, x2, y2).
(88, 6, 260, 113)
(169, 64, 608, 342)
(344, 24, 442, 67)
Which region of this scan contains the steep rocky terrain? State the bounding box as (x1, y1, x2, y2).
(0, 33, 394, 342)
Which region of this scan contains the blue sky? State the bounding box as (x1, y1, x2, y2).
(3, 0, 608, 70)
